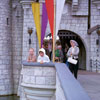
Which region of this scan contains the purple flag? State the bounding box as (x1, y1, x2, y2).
(41, 3, 48, 47)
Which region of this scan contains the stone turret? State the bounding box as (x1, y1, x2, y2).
(0, 0, 13, 95)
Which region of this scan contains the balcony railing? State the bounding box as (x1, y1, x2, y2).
(18, 62, 91, 100)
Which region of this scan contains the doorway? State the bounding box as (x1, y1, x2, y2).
(58, 30, 86, 70)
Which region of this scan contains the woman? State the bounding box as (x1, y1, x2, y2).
(67, 40, 79, 79)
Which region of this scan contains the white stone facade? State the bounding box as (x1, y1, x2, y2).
(19, 64, 66, 100)
(19, 65, 56, 100)
(12, 0, 23, 94)
(0, 0, 100, 95)
(0, 0, 13, 95)
(56, 75, 66, 100)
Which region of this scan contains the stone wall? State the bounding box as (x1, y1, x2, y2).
(18, 63, 66, 100)
(60, 0, 88, 35)
(21, 0, 91, 71)
(12, 0, 23, 94)
(90, 30, 100, 71)
(20, 0, 100, 73)
(22, 1, 39, 61)
(21, 0, 51, 61)
(91, 1, 100, 27)
(59, 0, 100, 71)
(0, 0, 13, 95)
(60, 0, 90, 70)
(19, 65, 56, 100)
(19, 63, 91, 100)
(90, 1, 100, 71)
(0, 0, 100, 96)
(56, 75, 66, 100)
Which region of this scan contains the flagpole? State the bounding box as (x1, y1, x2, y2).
(53, 0, 56, 62)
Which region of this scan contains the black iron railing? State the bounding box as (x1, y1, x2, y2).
(90, 59, 100, 72)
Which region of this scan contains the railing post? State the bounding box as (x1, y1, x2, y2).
(90, 59, 92, 72)
(96, 59, 98, 72)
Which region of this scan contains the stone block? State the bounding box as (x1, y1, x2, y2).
(34, 67, 43, 76)
(36, 77, 45, 85)
(45, 77, 56, 85)
(23, 75, 31, 84)
(4, 79, 11, 84)
(22, 68, 34, 76)
(0, 80, 4, 85)
(0, 86, 5, 91)
(30, 76, 35, 84)
(2, 70, 9, 74)
(43, 67, 56, 77)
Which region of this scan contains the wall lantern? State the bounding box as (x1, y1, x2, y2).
(28, 27, 33, 45)
(97, 28, 100, 36)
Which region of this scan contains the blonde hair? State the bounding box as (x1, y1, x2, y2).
(29, 48, 34, 51)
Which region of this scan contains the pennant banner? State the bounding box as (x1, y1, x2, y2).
(41, 3, 48, 47)
(45, 0, 54, 39)
(31, 3, 41, 48)
(56, 0, 65, 37)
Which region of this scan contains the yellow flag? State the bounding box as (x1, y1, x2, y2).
(31, 3, 41, 48)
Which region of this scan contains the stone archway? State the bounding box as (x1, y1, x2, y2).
(58, 30, 86, 70)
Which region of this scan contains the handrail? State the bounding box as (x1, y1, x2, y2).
(55, 63, 91, 100)
(22, 61, 55, 67)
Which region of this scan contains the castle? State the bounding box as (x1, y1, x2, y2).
(0, 0, 100, 96)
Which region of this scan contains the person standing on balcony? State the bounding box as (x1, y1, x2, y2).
(37, 48, 50, 64)
(67, 40, 79, 79)
(27, 48, 36, 62)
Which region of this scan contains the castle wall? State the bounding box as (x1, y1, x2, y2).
(12, 0, 23, 94)
(0, 0, 13, 95)
(21, 1, 41, 61)
(21, 0, 100, 72)
(0, 0, 100, 96)
(12, 0, 100, 95)
(59, 0, 90, 70)
(90, 1, 100, 71)
(91, 2, 100, 57)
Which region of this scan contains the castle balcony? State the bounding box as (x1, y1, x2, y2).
(18, 62, 91, 100)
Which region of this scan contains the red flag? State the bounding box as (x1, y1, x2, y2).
(45, 0, 54, 39)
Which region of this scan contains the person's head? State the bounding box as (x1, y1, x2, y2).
(29, 48, 34, 55)
(39, 48, 45, 57)
(65, 43, 68, 47)
(58, 45, 62, 50)
(39, 51, 44, 57)
(70, 40, 78, 47)
(42, 44, 45, 48)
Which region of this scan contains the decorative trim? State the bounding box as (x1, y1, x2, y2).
(21, 83, 56, 89)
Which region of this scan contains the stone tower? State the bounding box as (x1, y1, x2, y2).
(0, 0, 13, 95)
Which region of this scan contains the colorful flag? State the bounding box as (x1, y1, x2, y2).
(31, 3, 41, 48)
(45, 0, 54, 39)
(41, 3, 48, 47)
(56, 0, 65, 37)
